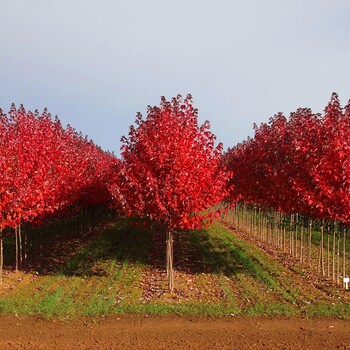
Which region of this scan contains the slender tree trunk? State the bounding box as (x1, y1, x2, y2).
(343, 228, 346, 280)
(258, 209, 262, 239)
(166, 229, 174, 293)
(243, 205, 246, 231)
(273, 212, 277, 248)
(283, 219, 286, 252)
(250, 208, 253, 235)
(28, 224, 33, 269)
(0, 228, 3, 284)
(327, 226, 330, 277)
(321, 222, 325, 276)
(24, 229, 28, 270)
(15, 227, 18, 272)
(294, 214, 298, 259)
(290, 214, 294, 256)
(279, 212, 283, 249)
(231, 206, 235, 227)
(332, 225, 336, 281)
(19, 224, 23, 270)
(337, 230, 340, 286)
(300, 220, 304, 263)
(308, 219, 312, 267)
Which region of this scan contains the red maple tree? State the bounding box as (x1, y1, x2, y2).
(113, 94, 228, 291)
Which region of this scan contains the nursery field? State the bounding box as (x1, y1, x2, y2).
(1, 218, 349, 318)
(1, 218, 350, 349)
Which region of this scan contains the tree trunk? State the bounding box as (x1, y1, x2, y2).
(337, 230, 340, 286)
(24, 226, 28, 270)
(15, 227, 18, 272)
(290, 214, 294, 256)
(321, 222, 325, 275)
(283, 220, 286, 252)
(300, 221, 304, 263)
(19, 225, 23, 270)
(0, 229, 3, 284)
(327, 228, 330, 277)
(308, 219, 312, 267)
(332, 226, 336, 281)
(294, 214, 298, 259)
(166, 229, 174, 293)
(343, 228, 346, 280)
(258, 209, 262, 240)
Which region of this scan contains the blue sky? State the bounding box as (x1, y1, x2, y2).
(1, 0, 349, 154)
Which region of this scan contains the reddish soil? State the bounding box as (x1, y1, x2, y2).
(1, 316, 350, 349)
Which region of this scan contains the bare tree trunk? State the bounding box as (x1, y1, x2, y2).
(0, 228, 3, 284)
(327, 225, 330, 278)
(250, 208, 253, 236)
(290, 214, 294, 256)
(278, 212, 282, 250)
(332, 225, 336, 281)
(232, 205, 235, 227)
(308, 219, 312, 267)
(19, 224, 23, 270)
(294, 214, 298, 259)
(15, 227, 18, 272)
(274, 212, 278, 248)
(318, 222, 325, 275)
(343, 228, 346, 280)
(300, 220, 304, 263)
(24, 228, 28, 270)
(337, 230, 340, 286)
(166, 229, 174, 293)
(283, 218, 286, 252)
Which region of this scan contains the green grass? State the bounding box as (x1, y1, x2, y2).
(1, 218, 350, 318)
(188, 223, 301, 303)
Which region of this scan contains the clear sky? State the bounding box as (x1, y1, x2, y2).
(1, 0, 349, 154)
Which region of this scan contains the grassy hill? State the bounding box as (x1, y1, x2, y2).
(1, 218, 349, 319)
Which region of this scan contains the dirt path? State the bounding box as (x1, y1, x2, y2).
(1, 316, 350, 349)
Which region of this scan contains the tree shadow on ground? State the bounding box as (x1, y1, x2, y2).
(173, 228, 246, 277)
(3, 217, 248, 278)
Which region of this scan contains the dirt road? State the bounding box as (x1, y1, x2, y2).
(1, 315, 350, 349)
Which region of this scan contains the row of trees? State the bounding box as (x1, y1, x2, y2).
(220, 203, 349, 285)
(223, 93, 350, 283)
(0, 105, 117, 282)
(0, 104, 117, 230)
(225, 93, 350, 225)
(0, 96, 228, 290)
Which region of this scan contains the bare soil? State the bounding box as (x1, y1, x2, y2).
(1, 316, 350, 349)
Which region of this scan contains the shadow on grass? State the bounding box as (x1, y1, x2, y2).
(58, 217, 154, 277)
(3, 217, 259, 279)
(174, 228, 246, 277)
(60, 221, 249, 278)
(3, 217, 158, 278)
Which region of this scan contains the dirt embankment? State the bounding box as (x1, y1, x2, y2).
(1, 316, 350, 350)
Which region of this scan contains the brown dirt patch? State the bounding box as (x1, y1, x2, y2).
(1, 316, 350, 349)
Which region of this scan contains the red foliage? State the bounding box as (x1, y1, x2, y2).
(225, 93, 350, 224)
(0, 105, 117, 229)
(112, 94, 228, 230)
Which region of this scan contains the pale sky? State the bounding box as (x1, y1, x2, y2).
(1, 0, 349, 154)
